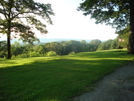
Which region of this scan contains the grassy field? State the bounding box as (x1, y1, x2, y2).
(0, 50, 134, 101)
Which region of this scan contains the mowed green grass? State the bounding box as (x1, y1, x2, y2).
(0, 50, 134, 101)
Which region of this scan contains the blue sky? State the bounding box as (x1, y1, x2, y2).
(0, 0, 118, 41)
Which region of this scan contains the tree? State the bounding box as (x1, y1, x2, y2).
(78, 0, 134, 54)
(11, 41, 24, 56)
(90, 39, 101, 51)
(44, 42, 62, 55)
(90, 39, 101, 46)
(97, 39, 113, 50)
(33, 44, 47, 55)
(80, 40, 87, 52)
(110, 38, 118, 49)
(0, 0, 54, 59)
(116, 27, 129, 48)
(86, 43, 95, 52)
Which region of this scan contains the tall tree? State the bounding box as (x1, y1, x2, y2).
(78, 0, 134, 54)
(0, 0, 54, 59)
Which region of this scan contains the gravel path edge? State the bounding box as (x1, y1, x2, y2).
(73, 63, 134, 101)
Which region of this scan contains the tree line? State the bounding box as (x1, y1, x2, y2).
(0, 37, 127, 58)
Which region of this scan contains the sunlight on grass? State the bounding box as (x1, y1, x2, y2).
(0, 57, 55, 68)
(0, 50, 134, 101)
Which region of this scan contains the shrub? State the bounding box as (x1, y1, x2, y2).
(16, 53, 29, 58)
(29, 51, 41, 57)
(68, 51, 75, 55)
(46, 51, 57, 57)
(11, 55, 16, 59)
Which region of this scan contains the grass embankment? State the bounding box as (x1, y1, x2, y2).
(0, 50, 134, 101)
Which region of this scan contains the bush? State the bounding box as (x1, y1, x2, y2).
(68, 51, 75, 55)
(16, 53, 29, 58)
(46, 51, 57, 57)
(11, 55, 16, 59)
(0, 51, 7, 58)
(29, 51, 41, 57)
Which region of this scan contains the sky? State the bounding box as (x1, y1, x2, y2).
(37, 0, 118, 40)
(0, 0, 118, 41)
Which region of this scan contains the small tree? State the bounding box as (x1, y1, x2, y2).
(0, 0, 54, 59)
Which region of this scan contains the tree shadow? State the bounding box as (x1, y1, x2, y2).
(0, 57, 127, 101)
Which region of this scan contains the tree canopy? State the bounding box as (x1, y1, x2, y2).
(0, 0, 54, 59)
(78, 0, 134, 54)
(78, 0, 129, 31)
(116, 27, 129, 48)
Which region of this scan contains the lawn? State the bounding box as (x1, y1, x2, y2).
(0, 50, 134, 101)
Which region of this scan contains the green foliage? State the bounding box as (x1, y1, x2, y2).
(33, 45, 47, 54)
(80, 40, 87, 44)
(0, 0, 54, 37)
(78, 0, 130, 31)
(97, 39, 114, 50)
(111, 38, 119, 49)
(0, 0, 54, 59)
(78, 0, 134, 54)
(29, 51, 41, 57)
(116, 27, 129, 48)
(0, 41, 7, 58)
(68, 51, 75, 55)
(13, 53, 29, 58)
(22, 44, 33, 53)
(119, 33, 129, 48)
(90, 39, 102, 50)
(11, 43, 46, 58)
(45, 42, 62, 55)
(90, 39, 102, 46)
(46, 51, 57, 57)
(3, 39, 117, 59)
(44, 40, 98, 55)
(0, 50, 133, 100)
(11, 41, 25, 56)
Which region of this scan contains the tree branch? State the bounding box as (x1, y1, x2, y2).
(12, 11, 40, 19)
(0, 1, 8, 19)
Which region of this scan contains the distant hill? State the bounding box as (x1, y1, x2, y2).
(0, 38, 92, 44)
(0, 38, 106, 44)
(39, 38, 91, 43)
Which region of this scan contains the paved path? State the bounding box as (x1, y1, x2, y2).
(73, 63, 134, 101)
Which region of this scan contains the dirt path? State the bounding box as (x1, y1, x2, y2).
(73, 63, 134, 101)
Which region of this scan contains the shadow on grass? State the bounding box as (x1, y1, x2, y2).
(0, 56, 127, 101)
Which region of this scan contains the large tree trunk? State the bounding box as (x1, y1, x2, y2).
(7, 21, 11, 59)
(7, 0, 13, 59)
(128, 0, 134, 54)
